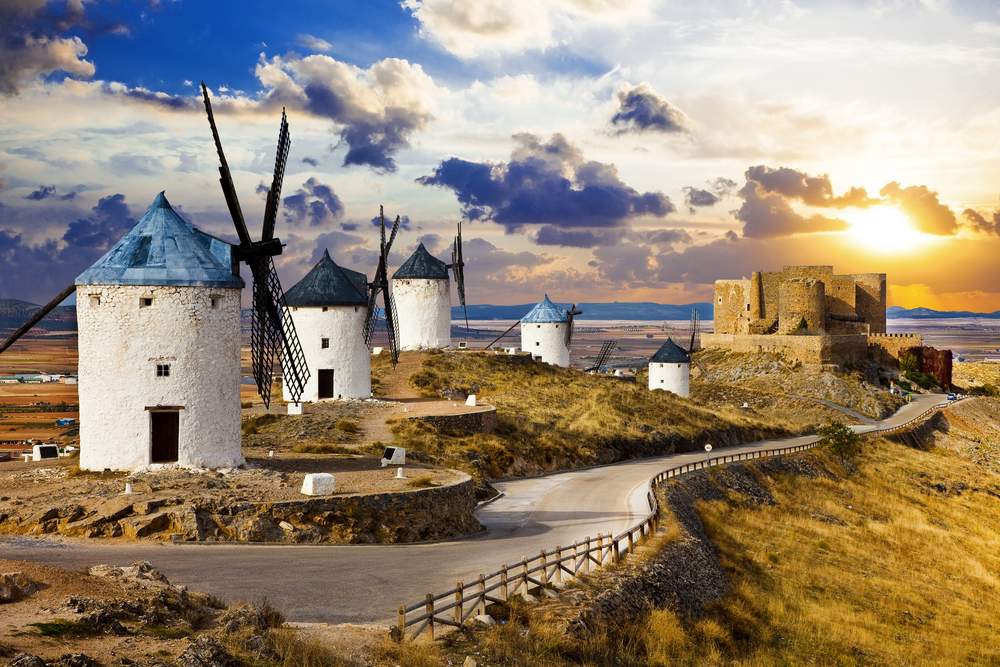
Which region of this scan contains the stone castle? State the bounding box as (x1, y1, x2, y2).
(701, 266, 921, 372)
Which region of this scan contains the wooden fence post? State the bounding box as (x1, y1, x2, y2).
(397, 605, 405, 642)
(455, 582, 463, 627)
(573, 542, 580, 576)
(584, 537, 591, 573)
(555, 546, 562, 583)
(540, 550, 548, 585)
(501, 564, 508, 600)
(628, 530, 634, 554)
(613, 537, 620, 564)
(426, 594, 434, 640)
(478, 574, 486, 616)
(521, 557, 528, 594)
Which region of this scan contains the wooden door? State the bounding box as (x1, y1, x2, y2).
(318, 369, 334, 399)
(151, 411, 179, 463)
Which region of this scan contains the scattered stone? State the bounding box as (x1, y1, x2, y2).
(217, 604, 269, 635)
(0, 573, 36, 603)
(77, 611, 128, 636)
(472, 614, 495, 626)
(300, 473, 335, 496)
(540, 588, 559, 599)
(6, 655, 45, 667)
(278, 521, 296, 532)
(462, 657, 479, 667)
(520, 592, 539, 604)
(177, 636, 242, 667)
(50, 654, 102, 667)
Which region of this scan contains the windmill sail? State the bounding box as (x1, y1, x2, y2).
(202, 82, 309, 407)
(364, 206, 401, 365)
(449, 221, 469, 331)
(565, 304, 582, 347)
(0, 284, 76, 356)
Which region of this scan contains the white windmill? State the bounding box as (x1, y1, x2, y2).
(519, 295, 581, 367)
(648, 337, 691, 397)
(283, 250, 371, 402)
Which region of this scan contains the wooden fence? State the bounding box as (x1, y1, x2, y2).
(396, 441, 818, 641)
(395, 398, 956, 641)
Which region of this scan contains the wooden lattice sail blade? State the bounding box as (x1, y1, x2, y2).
(262, 109, 290, 243)
(265, 258, 309, 404)
(201, 82, 252, 249)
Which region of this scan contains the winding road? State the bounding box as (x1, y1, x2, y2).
(0, 394, 949, 627)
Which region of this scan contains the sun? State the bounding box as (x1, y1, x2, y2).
(847, 206, 929, 253)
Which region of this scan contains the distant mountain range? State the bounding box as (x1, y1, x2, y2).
(453, 302, 715, 321)
(886, 306, 1000, 319)
(4, 300, 998, 334)
(0, 299, 78, 332)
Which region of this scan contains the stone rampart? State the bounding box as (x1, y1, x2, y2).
(868, 333, 922, 365)
(409, 406, 499, 435)
(701, 333, 870, 369)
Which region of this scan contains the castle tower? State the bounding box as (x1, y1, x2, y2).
(648, 338, 690, 397)
(520, 295, 571, 367)
(74, 192, 244, 471)
(749, 271, 763, 319)
(392, 243, 451, 350)
(778, 278, 826, 334)
(283, 250, 370, 402)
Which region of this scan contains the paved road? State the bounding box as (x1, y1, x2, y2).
(0, 394, 949, 626)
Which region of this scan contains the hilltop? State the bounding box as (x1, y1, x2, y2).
(0, 299, 77, 332)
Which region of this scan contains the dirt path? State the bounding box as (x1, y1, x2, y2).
(359, 351, 492, 448)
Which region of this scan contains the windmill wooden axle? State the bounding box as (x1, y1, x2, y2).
(235, 238, 283, 260)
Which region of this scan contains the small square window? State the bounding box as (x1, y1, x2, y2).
(321, 338, 330, 349)
(322, 306, 328, 312)
(90, 296, 100, 306)
(535, 341, 540, 346)
(141, 298, 153, 307)
(156, 364, 170, 377)
(210, 298, 217, 308)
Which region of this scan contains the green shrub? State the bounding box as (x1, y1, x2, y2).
(969, 384, 1000, 397)
(899, 353, 918, 372)
(896, 379, 912, 391)
(334, 419, 359, 433)
(904, 370, 940, 390)
(818, 419, 861, 458)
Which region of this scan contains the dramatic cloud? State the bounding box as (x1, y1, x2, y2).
(282, 177, 345, 227)
(736, 181, 850, 239)
(369, 213, 412, 232)
(109, 54, 437, 172)
(0, 0, 97, 97)
(533, 226, 692, 249)
(24, 184, 56, 200)
(252, 55, 436, 172)
(745, 165, 879, 209)
(611, 83, 689, 135)
(0, 193, 136, 303)
(417, 133, 674, 241)
(962, 204, 1000, 236)
(300, 157, 319, 167)
(682, 177, 737, 212)
(880, 182, 958, 236)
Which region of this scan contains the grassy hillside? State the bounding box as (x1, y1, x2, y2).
(694, 349, 905, 419)
(385, 399, 1000, 666)
(388, 351, 847, 479)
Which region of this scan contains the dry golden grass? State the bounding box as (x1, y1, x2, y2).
(392, 351, 823, 479)
(381, 402, 1000, 666)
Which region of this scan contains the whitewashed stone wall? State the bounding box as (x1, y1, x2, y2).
(649, 361, 690, 397)
(76, 284, 243, 471)
(393, 278, 451, 350)
(520, 322, 570, 367)
(283, 305, 370, 401)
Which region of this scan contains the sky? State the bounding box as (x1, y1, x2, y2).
(1, 0, 999, 311)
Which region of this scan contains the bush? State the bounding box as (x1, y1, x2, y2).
(241, 401, 254, 409)
(818, 419, 861, 458)
(334, 419, 358, 433)
(969, 384, 1000, 397)
(899, 353, 919, 372)
(904, 370, 940, 390)
(242, 413, 281, 435)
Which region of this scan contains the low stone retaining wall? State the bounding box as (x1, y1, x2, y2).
(2, 475, 482, 544)
(408, 406, 498, 435)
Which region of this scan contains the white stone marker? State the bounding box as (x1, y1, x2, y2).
(465, 394, 477, 406)
(301, 473, 336, 496)
(288, 403, 304, 415)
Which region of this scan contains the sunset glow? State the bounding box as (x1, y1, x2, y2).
(0, 1, 998, 311)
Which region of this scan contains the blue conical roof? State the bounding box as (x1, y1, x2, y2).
(392, 243, 448, 280)
(521, 295, 568, 323)
(284, 250, 368, 307)
(650, 338, 690, 363)
(75, 192, 243, 288)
